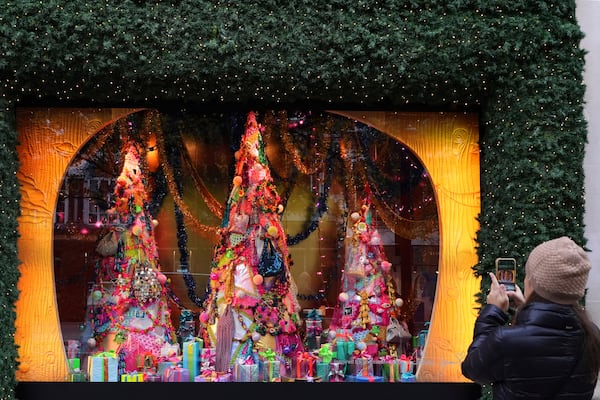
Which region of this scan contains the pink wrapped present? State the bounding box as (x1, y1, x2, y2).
(194, 370, 217, 382)
(200, 348, 216, 372)
(162, 366, 190, 382)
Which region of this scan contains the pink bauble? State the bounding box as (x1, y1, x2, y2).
(338, 292, 349, 302)
(199, 311, 210, 323)
(381, 261, 392, 272)
(157, 272, 167, 285)
(253, 274, 264, 286)
(210, 272, 219, 280)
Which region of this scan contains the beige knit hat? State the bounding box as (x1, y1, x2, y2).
(525, 236, 591, 304)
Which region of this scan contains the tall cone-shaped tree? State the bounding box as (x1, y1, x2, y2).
(200, 111, 303, 373)
(330, 190, 404, 356)
(85, 142, 176, 373)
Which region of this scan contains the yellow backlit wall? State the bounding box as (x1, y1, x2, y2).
(15, 108, 480, 382)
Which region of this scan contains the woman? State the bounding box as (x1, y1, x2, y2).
(462, 236, 600, 399)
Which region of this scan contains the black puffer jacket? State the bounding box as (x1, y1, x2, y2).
(461, 302, 597, 400)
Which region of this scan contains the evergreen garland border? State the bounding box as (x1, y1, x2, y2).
(0, 2, 587, 398)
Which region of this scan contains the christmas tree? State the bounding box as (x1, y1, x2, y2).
(330, 191, 404, 357)
(84, 142, 176, 374)
(200, 111, 303, 373)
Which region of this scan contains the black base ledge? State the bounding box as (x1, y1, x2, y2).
(16, 382, 482, 400)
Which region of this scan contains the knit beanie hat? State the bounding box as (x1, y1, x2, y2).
(525, 236, 590, 304)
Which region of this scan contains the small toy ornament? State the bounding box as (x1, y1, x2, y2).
(92, 290, 103, 302)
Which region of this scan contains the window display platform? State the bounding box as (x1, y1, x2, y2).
(16, 382, 482, 400)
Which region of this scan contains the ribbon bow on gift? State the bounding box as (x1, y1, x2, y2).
(259, 348, 277, 362)
(94, 350, 117, 358)
(296, 351, 317, 377)
(317, 344, 334, 363)
(329, 362, 345, 381)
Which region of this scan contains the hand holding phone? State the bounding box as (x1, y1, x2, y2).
(495, 257, 517, 292)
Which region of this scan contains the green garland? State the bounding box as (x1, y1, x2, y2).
(0, 1, 587, 399)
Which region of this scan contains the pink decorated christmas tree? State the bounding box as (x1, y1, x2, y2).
(86, 143, 176, 374)
(330, 191, 404, 357)
(200, 111, 303, 374)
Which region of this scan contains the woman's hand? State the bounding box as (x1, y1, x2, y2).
(487, 272, 510, 312)
(507, 280, 525, 308)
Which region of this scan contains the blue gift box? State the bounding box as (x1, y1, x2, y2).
(182, 340, 201, 381)
(234, 363, 259, 382)
(88, 351, 118, 382)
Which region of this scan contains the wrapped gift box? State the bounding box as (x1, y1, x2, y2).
(354, 356, 373, 377)
(194, 370, 216, 382)
(234, 363, 259, 382)
(315, 362, 330, 382)
(335, 340, 355, 361)
(399, 355, 414, 375)
(88, 351, 118, 382)
(157, 361, 179, 377)
(293, 352, 317, 378)
(182, 340, 201, 381)
(163, 366, 190, 382)
(328, 361, 345, 382)
(68, 372, 86, 382)
(200, 348, 216, 372)
(400, 372, 417, 382)
(215, 372, 233, 382)
(144, 372, 161, 382)
(381, 360, 400, 382)
(354, 375, 384, 382)
(120, 372, 144, 382)
(259, 360, 281, 382)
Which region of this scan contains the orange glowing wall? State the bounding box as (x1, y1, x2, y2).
(15, 108, 480, 382)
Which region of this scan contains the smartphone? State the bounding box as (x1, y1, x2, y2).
(495, 257, 517, 292)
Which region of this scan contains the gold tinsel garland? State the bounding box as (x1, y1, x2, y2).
(339, 133, 438, 240)
(149, 111, 219, 242)
(179, 139, 225, 219)
(276, 110, 332, 176)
